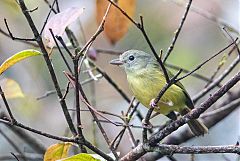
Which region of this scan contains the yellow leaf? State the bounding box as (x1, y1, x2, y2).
(96, 0, 136, 44)
(44, 142, 72, 161)
(218, 53, 227, 67)
(57, 153, 100, 161)
(1, 0, 20, 12)
(0, 78, 24, 99)
(0, 49, 41, 75)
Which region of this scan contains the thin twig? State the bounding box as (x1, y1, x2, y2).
(163, 0, 193, 63)
(193, 55, 239, 103)
(49, 29, 73, 74)
(171, 0, 239, 34)
(18, 0, 77, 136)
(0, 86, 15, 123)
(73, 57, 87, 152)
(0, 117, 113, 161)
(121, 70, 240, 161)
(176, 40, 236, 81)
(60, 2, 119, 158)
(56, 36, 74, 58)
(105, 0, 170, 83)
(201, 97, 240, 118)
(4, 18, 36, 41)
(4, 121, 46, 154)
(0, 27, 38, 47)
(0, 117, 75, 142)
(36, 74, 103, 100)
(40, 0, 57, 35)
(142, 70, 182, 142)
(10, 153, 20, 161)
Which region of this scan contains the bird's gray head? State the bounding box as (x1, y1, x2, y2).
(110, 50, 157, 73)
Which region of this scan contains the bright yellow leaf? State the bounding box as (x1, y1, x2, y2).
(57, 153, 100, 161)
(96, 0, 136, 44)
(0, 78, 24, 99)
(0, 49, 41, 75)
(44, 142, 72, 161)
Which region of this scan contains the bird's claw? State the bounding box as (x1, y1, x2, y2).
(150, 99, 158, 108)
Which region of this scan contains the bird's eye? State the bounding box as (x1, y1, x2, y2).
(129, 55, 135, 61)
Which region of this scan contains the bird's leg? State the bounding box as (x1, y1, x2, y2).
(142, 99, 161, 129)
(149, 99, 158, 108)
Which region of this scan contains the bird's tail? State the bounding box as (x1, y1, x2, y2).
(180, 108, 208, 136)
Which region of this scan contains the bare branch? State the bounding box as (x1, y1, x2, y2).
(163, 0, 193, 63)
(145, 144, 240, 155)
(121, 70, 240, 161)
(18, 0, 77, 136)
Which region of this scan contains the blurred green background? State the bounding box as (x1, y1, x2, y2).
(0, 0, 239, 161)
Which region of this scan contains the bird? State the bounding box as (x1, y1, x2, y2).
(110, 50, 208, 136)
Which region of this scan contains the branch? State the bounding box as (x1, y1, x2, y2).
(5, 124, 46, 154)
(145, 144, 240, 155)
(171, 0, 239, 34)
(120, 70, 240, 161)
(142, 70, 182, 142)
(0, 86, 15, 123)
(18, 0, 77, 136)
(4, 18, 36, 41)
(145, 91, 240, 161)
(105, 0, 170, 83)
(73, 57, 87, 153)
(0, 117, 75, 143)
(0, 116, 114, 161)
(193, 55, 239, 103)
(163, 0, 193, 63)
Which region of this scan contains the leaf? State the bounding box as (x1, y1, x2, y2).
(44, 142, 72, 161)
(57, 153, 100, 161)
(43, 7, 85, 49)
(0, 78, 24, 99)
(218, 53, 227, 67)
(0, 49, 41, 75)
(1, 0, 20, 12)
(91, 152, 120, 161)
(96, 0, 136, 44)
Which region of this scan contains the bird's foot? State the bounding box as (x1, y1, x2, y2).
(142, 119, 153, 129)
(150, 99, 159, 109)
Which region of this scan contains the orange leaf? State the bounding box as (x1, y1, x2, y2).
(96, 0, 136, 44)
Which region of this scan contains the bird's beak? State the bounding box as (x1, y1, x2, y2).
(110, 58, 124, 65)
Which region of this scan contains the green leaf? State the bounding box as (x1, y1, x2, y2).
(57, 153, 100, 161)
(44, 142, 72, 161)
(0, 49, 41, 75)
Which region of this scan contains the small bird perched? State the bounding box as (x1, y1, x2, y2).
(110, 50, 208, 136)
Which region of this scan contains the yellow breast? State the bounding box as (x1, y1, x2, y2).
(127, 68, 186, 115)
